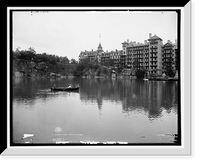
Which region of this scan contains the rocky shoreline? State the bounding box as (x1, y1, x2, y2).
(12, 58, 74, 78)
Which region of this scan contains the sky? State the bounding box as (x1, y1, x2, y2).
(13, 10, 177, 61)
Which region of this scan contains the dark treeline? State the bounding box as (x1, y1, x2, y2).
(13, 47, 78, 65)
(12, 47, 78, 77)
(73, 57, 125, 77)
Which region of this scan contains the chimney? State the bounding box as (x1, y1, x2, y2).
(149, 33, 152, 39)
(127, 39, 129, 43)
(175, 39, 177, 46)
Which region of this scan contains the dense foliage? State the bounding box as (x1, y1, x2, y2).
(13, 47, 71, 65)
(165, 68, 176, 77)
(12, 47, 78, 76)
(73, 58, 100, 77)
(135, 69, 146, 78)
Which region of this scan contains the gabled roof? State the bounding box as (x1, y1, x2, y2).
(163, 42, 173, 47)
(148, 34, 162, 41)
(122, 41, 129, 44)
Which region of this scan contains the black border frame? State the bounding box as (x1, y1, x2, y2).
(9, 8, 181, 147)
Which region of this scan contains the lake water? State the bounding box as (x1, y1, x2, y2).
(12, 78, 179, 145)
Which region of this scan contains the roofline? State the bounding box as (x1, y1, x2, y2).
(148, 38, 163, 41)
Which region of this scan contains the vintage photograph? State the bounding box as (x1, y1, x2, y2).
(11, 9, 180, 145)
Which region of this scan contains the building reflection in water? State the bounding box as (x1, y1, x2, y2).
(13, 78, 178, 121)
(13, 78, 178, 144)
(79, 78, 178, 121)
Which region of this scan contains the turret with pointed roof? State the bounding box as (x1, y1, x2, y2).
(148, 34, 163, 41)
(97, 43, 103, 52)
(97, 33, 103, 52)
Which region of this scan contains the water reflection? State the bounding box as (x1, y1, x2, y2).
(13, 78, 79, 105)
(12, 78, 178, 144)
(13, 78, 178, 120)
(79, 78, 178, 121)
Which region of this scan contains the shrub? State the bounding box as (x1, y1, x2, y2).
(166, 69, 176, 77)
(135, 69, 146, 78)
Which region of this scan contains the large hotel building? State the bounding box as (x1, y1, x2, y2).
(79, 33, 178, 75)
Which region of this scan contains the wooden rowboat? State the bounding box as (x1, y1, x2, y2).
(51, 86, 79, 92)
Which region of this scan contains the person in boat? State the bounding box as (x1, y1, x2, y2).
(53, 84, 56, 89)
(68, 84, 72, 88)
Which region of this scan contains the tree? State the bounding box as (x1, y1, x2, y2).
(165, 57, 176, 77)
(116, 65, 123, 75)
(70, 58, 78, 64)
(135, 69, 146, 78)
(79, 57, 90, 65)
(28, 47, 36, 54)
(96, 68, 101, 76)
(17, 49, 35, 61)
(101, 67, 109, 75)
(60, 56, 69, 64)
(72, 57, 100, 77)
(166, 68, 176, 77)
(105, 58, 114, 67)
(72, 64, 85, 77)
(13, 48, 21, 60)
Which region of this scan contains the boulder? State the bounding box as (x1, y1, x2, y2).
(14, 71, 24, 77)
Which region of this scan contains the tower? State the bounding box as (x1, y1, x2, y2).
(148, 33, 163, 75)
(122, 40, 129, 67)
(97, 43, 103, 52)
(122, 39, 129, 55)
(97, 34, 103, 63)
(97, 33, 103, 52)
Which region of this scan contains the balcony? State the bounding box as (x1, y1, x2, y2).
(150, 57, 157, 61)
(150, 62, 157, 66)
